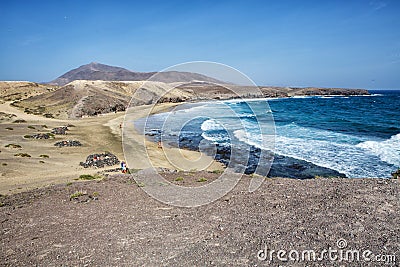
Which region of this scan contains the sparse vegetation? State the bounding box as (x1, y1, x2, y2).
(250, 173, 264, 179)
(43, 113, 54, 118)
(137, 182, 145, 187)
(14, 153, 31, 157)
(39, 154, 49, 158)
(5, 144, 22, 148)
(70, 190, 87, 199)
(27, 125, 36, 129)
(0, 202, 5, 207)
(211, 169, 223, 174)
(2, 163, 7, 166)
(41, 125, 48, 128)
(197, 177, 208, 182)
(391, 169, 400, 179)
(24, 135, 32, 139)
(78, 174, 102, 180)
(13, 119, 26, 123)
(66, 182, 73, 186)
(127, 168, 140, 174)
(175, 177, 184, 181)
(39, 160, 45, 163)
(5, 127, 13, 130)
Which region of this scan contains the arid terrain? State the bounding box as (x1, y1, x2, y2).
(0, 67, 397, 266)
(4, 63, 369, 120)
(1, 174, 398, 266)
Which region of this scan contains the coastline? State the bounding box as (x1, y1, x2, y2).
(138, 99, 348, 179)
(121, 102, 224, 172)
(137, 92, 399, 179)
(1, 91, 397, 194)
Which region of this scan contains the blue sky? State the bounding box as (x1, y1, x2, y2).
(1, 0, 399, 89)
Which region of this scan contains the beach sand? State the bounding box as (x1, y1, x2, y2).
(0, 101, 222, 195)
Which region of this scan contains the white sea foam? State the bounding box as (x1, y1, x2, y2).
(234, 124, 396, 178)
(201, 119, 224, 131)
(201, 132, 229, 143)
(291, 96, 312, 99)
(234, 129, 262, 149)
(356, 133, 400, 166)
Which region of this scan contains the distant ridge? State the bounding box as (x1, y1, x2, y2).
(50, 62, 224, 86)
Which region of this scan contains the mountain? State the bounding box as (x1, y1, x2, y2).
(12, 79, 369, 119)
(7, 62, 368, 119)
(50, 62, 224, 86)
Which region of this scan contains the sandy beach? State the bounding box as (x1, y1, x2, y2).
(0, 101, 222, 195)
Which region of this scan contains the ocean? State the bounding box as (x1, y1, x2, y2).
(136, 90, 400, 178)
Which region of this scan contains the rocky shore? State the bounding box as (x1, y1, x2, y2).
(147, 123, 346, 179)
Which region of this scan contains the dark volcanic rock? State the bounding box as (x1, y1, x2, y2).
(51, 126, 68, 135)
(177, 133, 346, 179)
(25, 133, 54, 139)
(80, 152, 120, 168)
(392, 168, 400, 179)
(54, 140, 82, 147)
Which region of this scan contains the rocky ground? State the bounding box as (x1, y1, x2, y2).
(1, 174, 398, 266)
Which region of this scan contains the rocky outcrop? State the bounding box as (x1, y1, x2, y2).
(80, 152, 120, 168)
(51, 126, 69, 135)
(287, 87, 370, 96)
(54, 140, 82, 147)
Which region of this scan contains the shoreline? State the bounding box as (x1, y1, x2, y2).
(138, 99, 348, 179)
(1, 91, 397, 195)
(137, 93, 398, 179)
(122, 102, 224, 172)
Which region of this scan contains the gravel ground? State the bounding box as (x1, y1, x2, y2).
(1, 173, 399, 266)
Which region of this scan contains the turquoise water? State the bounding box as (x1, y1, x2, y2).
(137, 90, 400, 178)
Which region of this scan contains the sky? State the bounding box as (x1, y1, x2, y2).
(1, 0, 399, 89)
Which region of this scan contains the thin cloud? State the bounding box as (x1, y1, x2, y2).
(369, 1, 387, 11)
(19, 35, 43, 46)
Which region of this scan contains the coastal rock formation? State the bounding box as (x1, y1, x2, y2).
(285, 87, 370, 96)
